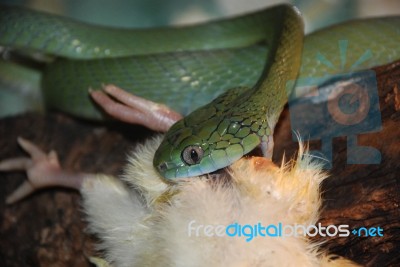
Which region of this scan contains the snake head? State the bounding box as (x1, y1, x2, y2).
(153, 112, 263, 180)
(153, 119, 209, 179)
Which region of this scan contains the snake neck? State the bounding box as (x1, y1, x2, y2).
(153, 5, 305, 179)
(233, 6, 304, 135)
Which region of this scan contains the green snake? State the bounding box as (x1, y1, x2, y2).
(1, 5, 400, 179)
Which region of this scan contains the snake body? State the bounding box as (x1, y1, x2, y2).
(1, 5, 400, 179)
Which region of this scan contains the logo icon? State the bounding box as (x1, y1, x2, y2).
(287, 40, 382, 168)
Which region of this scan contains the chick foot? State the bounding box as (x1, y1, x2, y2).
(0, 137, 93, 204)
(90, 84, 182, 132)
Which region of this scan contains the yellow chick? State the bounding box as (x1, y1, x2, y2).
(80, 135, 360, 267)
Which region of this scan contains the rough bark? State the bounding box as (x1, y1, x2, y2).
(273, 61, 400, 266)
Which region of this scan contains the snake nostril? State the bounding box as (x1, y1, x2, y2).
(158, 162, 168, 172)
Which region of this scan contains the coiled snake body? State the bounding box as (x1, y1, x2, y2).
(1, 5, 400, 179)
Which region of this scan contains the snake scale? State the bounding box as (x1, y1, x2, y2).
(1, 4, 400, 179)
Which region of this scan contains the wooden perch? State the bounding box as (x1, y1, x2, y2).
(0, 61, 399, 266)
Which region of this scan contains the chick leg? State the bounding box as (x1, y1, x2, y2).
(0, 137, 94, 204)
(90, 84, 183, 132)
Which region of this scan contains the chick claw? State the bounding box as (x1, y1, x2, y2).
(89, 84, 182, 132)
(0, 137, 86, 204)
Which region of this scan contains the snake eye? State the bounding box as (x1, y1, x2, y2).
(181, 145, 204, 165)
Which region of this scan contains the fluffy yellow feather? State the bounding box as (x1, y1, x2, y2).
(81, 135, 360, 267)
